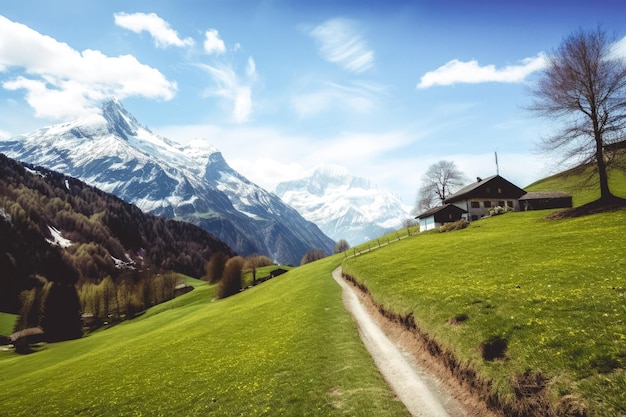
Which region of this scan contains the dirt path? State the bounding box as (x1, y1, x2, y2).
(332, 267, 468, 417)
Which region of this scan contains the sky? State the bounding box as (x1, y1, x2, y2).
(1, 0, 625, 206)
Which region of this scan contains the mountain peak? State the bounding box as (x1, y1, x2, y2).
(0, 99, 335, 265)
(275, 167, 411, 245)
(100, 98, 141, 140)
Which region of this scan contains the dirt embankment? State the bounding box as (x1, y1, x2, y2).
(333, 267, 495, 417)
(334, 267, 571, 417)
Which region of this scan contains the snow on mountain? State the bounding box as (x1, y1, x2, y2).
(0, 98, 335, 265)
(275, 164, 412, 245)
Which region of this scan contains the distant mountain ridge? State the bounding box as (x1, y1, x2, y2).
(0, 99, 335, 265)
(275, 165, 412, 245)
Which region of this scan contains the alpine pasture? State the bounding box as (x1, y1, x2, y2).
(343, 169, 626, 416)
(2, 166, 626, 416)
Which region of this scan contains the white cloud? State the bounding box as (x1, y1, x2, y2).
(199, 61, 255, 123)
(0, 15, 177, 120)
(230, 158, 308, 190)
(309, 18, 374, 73)
(417, 53, 546, 89)
(153, 123, 413, 189)
(0, 128, 11, 139)
(292, 80, 383, 118)
(153, 121, 550, 204)
(246, 57, 257, 79)
(114, 12, 194, 48)
(204, 29, 226, 54)
(610, 35, 626, 59)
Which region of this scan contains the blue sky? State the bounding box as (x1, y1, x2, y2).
(1, 1, 625, 205)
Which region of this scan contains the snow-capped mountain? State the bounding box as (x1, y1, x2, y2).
(0, 98, 335, 265)
(275, 165, 412, 245)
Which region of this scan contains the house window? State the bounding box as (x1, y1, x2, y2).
(498, 201, 505, 207)
(484, 201, 492, 208)
(448, 214, 453, 220)
(470, 201, 480, 208)
(485, 187, 491, 194)
(507, 200, 513, 207)
(498, 188, 502, 194)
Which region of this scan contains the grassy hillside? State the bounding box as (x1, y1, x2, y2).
(0, 257, 409, 417)
(525, 157, 626, 206)
(343, 180, 626, 415)
(0, 312, 17, 336)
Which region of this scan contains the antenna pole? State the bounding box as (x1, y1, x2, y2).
(495, 151, 499, 175)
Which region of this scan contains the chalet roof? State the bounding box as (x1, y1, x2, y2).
(416, 204, 467, 219)
(519, 191, 571, 200)
(443, 175, 526, 203)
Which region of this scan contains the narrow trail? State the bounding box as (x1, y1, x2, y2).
(332, 267, 467, 417)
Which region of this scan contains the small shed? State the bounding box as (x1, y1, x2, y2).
(519, 191, 573, 211)
(270, 268, 288, 278)
(416, 204, 467, 232)
(9, 327, 45, 345)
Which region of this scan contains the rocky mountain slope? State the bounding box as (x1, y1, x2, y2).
(275, 165, 411, 245)
(0, 99, 335, 265)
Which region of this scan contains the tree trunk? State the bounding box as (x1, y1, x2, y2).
(595, 132, 613, 201)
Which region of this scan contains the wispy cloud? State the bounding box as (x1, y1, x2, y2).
(0, 15, 176, 120)
(114, 12, 194, 48)
(417, 54, 546, 89)
(610, 35, 626, 59)
(204, 29, 226, 55)
(292, 80, 383, 118)
(309, 18, 374, 73)
(200, 57, 257, 123)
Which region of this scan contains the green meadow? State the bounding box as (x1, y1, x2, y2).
(343, 172, 626, 416)
(2, 166, 626, 416)
(0, 258, 408, 417)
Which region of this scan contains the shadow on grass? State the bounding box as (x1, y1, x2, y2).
(547, 196, 626, 220)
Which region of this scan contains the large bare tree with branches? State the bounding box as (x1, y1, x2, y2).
(530, 27, 626, 202)
(415, 160, 465, 212)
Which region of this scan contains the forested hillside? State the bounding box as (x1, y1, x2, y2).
(0, 153, 234, 314)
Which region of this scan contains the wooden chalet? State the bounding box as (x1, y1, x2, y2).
(415, 174, 574, 231)
(443, 175, 526, 221)
(415, 204, 467, 231)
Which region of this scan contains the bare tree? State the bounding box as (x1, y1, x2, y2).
(415, 161, 466, 212)
(218, 256, 244, 299)
(243, 254, 273, 285)
(300, 249, 326, 265)
(530, 27, 626, 202)
(333, 239, 350, 254)
(204, 251, 228, 284)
